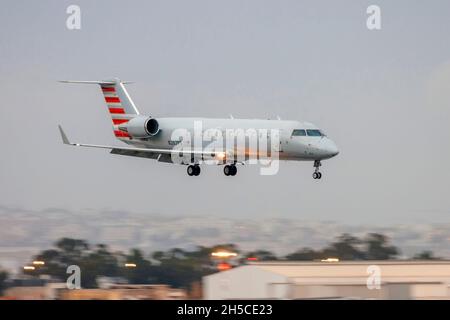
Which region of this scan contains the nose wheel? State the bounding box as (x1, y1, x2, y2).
(313, 160, 322, 179)
(187, 164, 201, 176)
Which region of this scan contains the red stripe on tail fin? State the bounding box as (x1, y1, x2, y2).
(109, 107, 125, 114)
(105, 97, 121, 103)
(101, 87, 116, 92)
(112, 119, 129, 125)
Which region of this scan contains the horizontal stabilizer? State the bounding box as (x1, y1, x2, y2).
(60, 78, 139, 118)
(59, 80, 134, 85)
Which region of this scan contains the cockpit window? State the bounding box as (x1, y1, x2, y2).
(292, 129, 306, 136)
(306, 129, 324, 137)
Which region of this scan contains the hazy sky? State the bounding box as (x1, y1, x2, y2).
(1, 0, 450, 225)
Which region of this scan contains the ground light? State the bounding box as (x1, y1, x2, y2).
(124, 263, 137, 268)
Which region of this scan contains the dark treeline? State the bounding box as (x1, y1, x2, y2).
(0, 233, 442, 292)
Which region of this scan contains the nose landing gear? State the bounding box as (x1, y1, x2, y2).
(313, 160, 322, 179)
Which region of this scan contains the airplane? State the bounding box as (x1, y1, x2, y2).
(58, 78, 339, 178)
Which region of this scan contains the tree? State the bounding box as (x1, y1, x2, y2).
(79, 244, 121, 288)
(30, 238, 120, 288)
(31, 238, 92, 282)
(364, 233, 399, 260)
(121, 248, 153, 284)
(321, 233, 366, 260)
(55, 238, 90, 265)
(150, 259, 204, 289)
(413, 250, 440, 260)
(184, 246, 216, 268)
(148, 244, 243, 289)
(285, 248, 321, 261)
(0, 270, 8, 295)
(243, 250, 278, 262)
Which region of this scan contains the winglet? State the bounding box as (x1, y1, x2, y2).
(58, 125, 71, 145)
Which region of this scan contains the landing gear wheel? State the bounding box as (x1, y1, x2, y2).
(193, 165, 201, 176)
(224, 165, 237, 176)
(313, 171, 322, 179)
(187, 165, 195, 176)
(313, 160, 322, 180)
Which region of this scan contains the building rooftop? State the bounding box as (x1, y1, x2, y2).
(230, 260, 450, 279)
(247, 260, 450, 266)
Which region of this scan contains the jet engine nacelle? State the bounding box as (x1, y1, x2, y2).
(120, 116, 160, 138)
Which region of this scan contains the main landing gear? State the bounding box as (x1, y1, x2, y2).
(313, 160, 322, 179)
(223, 164, 237, 176)
(187, 164, 201, 176)
(187, 164, 238, 177)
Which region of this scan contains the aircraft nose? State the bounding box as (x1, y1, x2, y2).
(313, 138, 339, 159)
(325, 139, 339, 158)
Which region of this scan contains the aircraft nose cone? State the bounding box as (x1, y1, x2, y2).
(326, 140, 339, 157)
(313, 138, 339, 159)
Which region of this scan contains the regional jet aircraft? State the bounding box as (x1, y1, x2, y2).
(58, 78, 339, 178)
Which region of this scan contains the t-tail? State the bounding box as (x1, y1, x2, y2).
(60, 78, 139, 140)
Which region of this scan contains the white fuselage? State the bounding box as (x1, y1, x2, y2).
(121, 117, 339, 162)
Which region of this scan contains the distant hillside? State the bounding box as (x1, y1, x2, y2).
(0, 205, 449, 271)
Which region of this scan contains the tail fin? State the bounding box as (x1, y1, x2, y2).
(60, 78, 139, 139)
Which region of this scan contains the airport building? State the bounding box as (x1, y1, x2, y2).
(203, 261, 450, 300)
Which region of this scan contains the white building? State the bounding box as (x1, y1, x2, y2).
(203, 261, 450, 300)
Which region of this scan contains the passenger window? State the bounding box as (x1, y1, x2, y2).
(292, 129, 306, 136)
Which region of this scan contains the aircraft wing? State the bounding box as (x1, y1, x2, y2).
(58, 125, 225, 162)
(109, 148, 174, 163)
